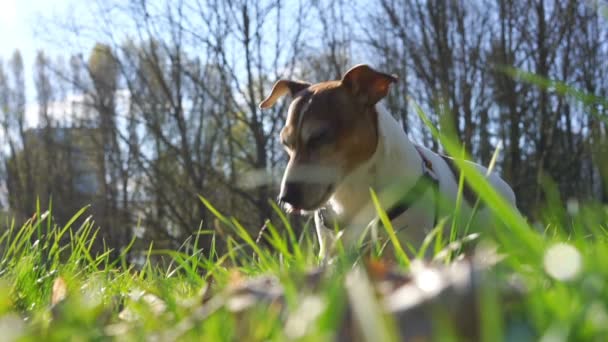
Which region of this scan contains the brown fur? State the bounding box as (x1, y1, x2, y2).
(280, 81, 378, 178)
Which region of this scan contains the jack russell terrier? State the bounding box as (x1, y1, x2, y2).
(259, 64, 517, 258)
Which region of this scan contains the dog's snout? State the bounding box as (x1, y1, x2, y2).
(278, 182, 302, 207)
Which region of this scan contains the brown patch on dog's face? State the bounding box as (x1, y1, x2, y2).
(276, 82, 379, 211)
(262, 65, 397, 212)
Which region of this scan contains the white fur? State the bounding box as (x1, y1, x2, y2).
(325, 104, 517, 252)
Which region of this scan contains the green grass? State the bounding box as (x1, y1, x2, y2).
(1, 100, 608, 341)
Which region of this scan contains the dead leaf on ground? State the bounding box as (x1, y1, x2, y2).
(51, 276, 67, 306)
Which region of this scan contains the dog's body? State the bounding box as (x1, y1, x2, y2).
(320, 105, 516, 253)
(260, 64, 516, 257)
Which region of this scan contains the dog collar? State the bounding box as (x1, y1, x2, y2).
(385, 145, 440, 224)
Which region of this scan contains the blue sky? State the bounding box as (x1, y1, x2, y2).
(0, 0, 93, 126)
(0, 0, 58, 65)
(0, 0, 74, 101)
(0, 1, 43, 56)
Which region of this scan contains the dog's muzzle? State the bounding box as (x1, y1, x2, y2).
(278, 164, 340, 212)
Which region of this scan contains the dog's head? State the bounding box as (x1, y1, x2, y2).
(259, 64, 398, 214)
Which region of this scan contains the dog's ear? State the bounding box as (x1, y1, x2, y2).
(341, 64, 398, 105)
(259, 80, 311, 109)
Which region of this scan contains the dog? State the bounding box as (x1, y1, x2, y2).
(259, 64, 517, 258)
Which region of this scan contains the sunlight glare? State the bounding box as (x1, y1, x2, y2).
(543, 243, 582, 281)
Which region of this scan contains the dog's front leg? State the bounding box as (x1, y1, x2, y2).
(313, 210, 341, 261)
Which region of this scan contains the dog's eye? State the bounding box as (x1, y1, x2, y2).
(307, 129, 332, 148)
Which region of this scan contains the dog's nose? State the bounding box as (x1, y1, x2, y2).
(278, 183, 302, 207)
